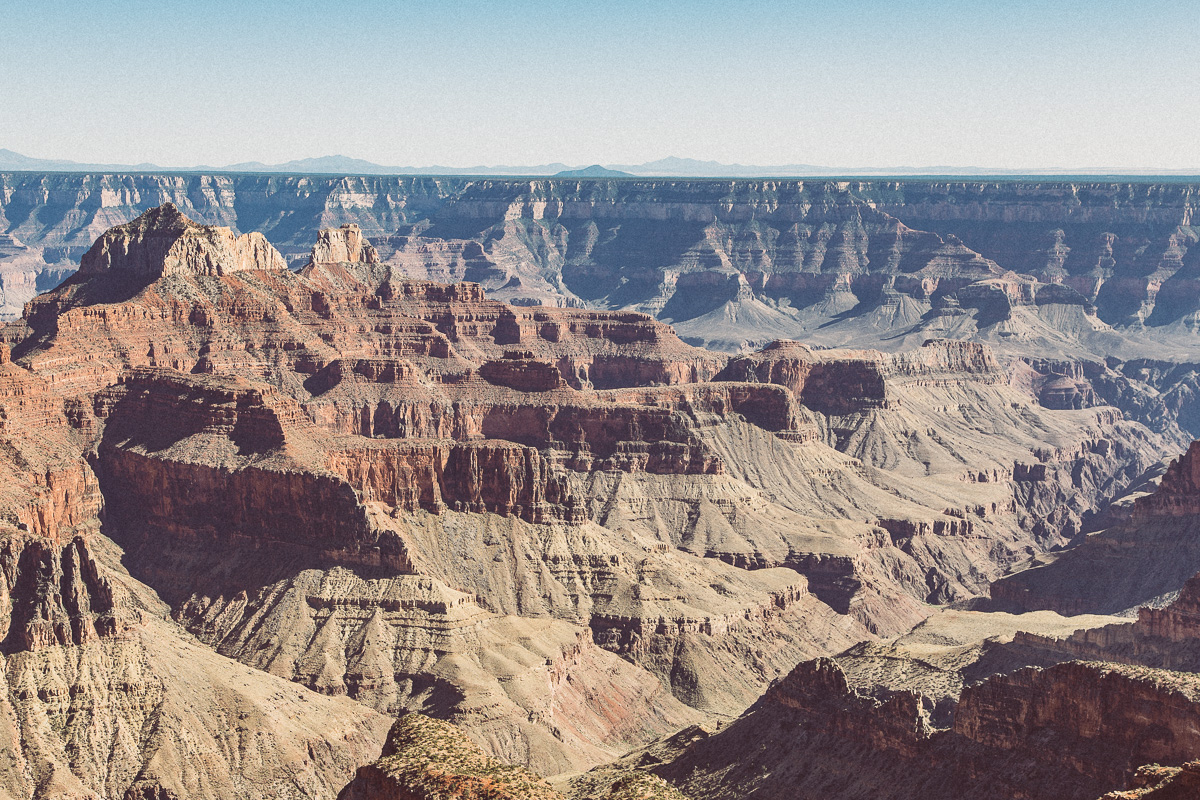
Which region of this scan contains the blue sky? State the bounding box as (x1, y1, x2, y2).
(2, 0, 1196, 169)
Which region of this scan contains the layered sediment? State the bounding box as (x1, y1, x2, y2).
(992, 438, 1200, 614)
(0, 202, 1185, 797)
(4, 175, 1200, 368)
(659, 655, 1200, 800)
(0, 332, 391, 800)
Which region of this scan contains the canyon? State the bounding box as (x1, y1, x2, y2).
(1, 192, 1200, 799)
(8, 173, 1200, 442)
(1, 176, 1198, 356)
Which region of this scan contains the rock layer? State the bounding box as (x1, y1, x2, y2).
(0, 339, 391, 800)
(992, 438, 1200, 614)
(658, 656, 1200, 800)
(5, 174, 1200, 366)
(0, 202, 1186, 796)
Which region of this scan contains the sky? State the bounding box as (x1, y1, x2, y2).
(1, 0, 1197, 170)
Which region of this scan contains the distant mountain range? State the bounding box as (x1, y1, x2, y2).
(1, 148, 1197, 178)
(553, 165, 634, 178)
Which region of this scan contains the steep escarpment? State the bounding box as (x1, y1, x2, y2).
(95, 369, 384, 557)
(991, 438, 1200, 615)
(658, 655, 1200, 800)
(858, 181, 1200, 331)
(0, 339, 391, 800)
(0, 342, 116, 655)
(994, 569, 1200, 672)
(5, 173, 1200, 364)
(0, 344, 101, 541)
(956, 661, 1200, 778)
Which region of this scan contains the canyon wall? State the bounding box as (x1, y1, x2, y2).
(3, 174, 1199, 362)
(0, 333, 392, 800)
(0, 202, 1191, 797)
(991, 438, 1200, 615)
(659, 655, 1200, 800)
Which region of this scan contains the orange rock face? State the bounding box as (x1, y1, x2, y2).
(953, 662, 1200, 794)
(0, 338, 119, 654)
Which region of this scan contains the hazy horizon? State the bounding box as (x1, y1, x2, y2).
(5, 148, 1200, 177)
(3, 0, 1198, 171)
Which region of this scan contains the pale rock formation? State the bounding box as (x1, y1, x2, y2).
(311, 223, 380, 267)
(78, 203, 287, 278)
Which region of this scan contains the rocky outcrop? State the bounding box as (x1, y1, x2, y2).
(167, 557, 702, 776)
(0, 345, 125, 655)
(0, 534, 123, 653)
(16, 203, 724, 401)
(1135, 439, 1200, 517)
(0, 348, 102, 541)
(311, 224, 380, 267)
(954, 662, 1200, 792)
(338, 714, 697, 800)
(1012, 355, 1200, 445)
(705, 335, 1164, 621)
(765, 657, 934, 756)
(1098, 762, 1200, 799)
(79, 202, 288, 279)
(33, 213, 1160, 621)
(81, 364, 841, 769)
(659, 656, 1200, 800)
(338, 714, 566, 800)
